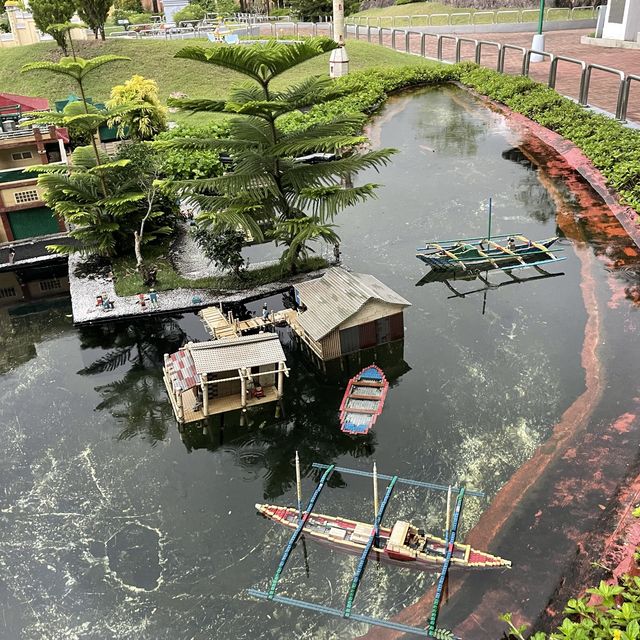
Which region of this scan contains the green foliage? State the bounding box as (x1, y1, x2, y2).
(155, 121, 228, 179)
(107, 74, 168, 140)
(290, 0, 358, 20)
(76, 0, 112, 39)
(457, 64, 640, 214)
(192, 226, 246, 276)
(173, 3, 205, 23)
(28, 0, 76, 53)
(280, 64, 458, 133)
(501, 576, 640, 640)
(161, 38, 395, 271)
(113, 0, 141, 12)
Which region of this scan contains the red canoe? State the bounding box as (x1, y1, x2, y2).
(339, 365, 389, 435)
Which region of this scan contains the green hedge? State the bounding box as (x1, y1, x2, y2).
(457, 64, 640, 213)
(280, 63, 458, 133)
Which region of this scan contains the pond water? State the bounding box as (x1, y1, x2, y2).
(1, 86, 639, 640)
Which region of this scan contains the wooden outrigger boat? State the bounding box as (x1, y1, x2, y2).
(416, 234, 564, 272)
(416, 198, 566, 274)
(248, 459, 511, 639)
(257, 504, 510, 570)
(339, 365, 388, 435)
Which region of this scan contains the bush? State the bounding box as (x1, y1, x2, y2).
(457, 64, 640, 213)
(173, 3, 205, 23)
(155, 121, 229, 180)
(280, 63, 459, 133)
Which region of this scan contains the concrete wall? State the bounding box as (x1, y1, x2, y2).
(1, 183, 45, 207)
(0, 146, 39, 170)
(26, 274, 69, 299)
(603, 0, 640, 41)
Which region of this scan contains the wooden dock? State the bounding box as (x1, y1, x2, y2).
(200, 306, 293, 339)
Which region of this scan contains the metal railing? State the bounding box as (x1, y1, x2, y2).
(346, 25, 635, 124)
(581, 63, 626, 120)
(346, 5, 596, 28)
(619, 75, 640, 123)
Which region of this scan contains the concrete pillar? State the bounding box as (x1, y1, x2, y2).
(332, 0, 344, 44)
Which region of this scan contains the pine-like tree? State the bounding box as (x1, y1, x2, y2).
(28, 0, 76, 54)
(158, 38, 396, 271)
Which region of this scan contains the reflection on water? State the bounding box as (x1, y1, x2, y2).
(0, 86, 639, 640)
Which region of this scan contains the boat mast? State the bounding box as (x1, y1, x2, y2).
(444, 485, 452, 540)
(295, 451, 302, 521)
(487, 197, 493, 243)
(373, 461, 379, 517)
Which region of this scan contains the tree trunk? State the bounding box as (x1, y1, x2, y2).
(134, 230, 143, 270)
(100, 26, 106, 41)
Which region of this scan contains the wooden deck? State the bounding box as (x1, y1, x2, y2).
(177, 385, 280, 423)
(200, 306, 291, 337)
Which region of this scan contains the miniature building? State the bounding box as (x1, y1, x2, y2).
(0, 97, 71, 305)
(163, 333, 288, 424)
(290, 268, 411, 361)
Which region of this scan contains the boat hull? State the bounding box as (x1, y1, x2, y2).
(257, 504, 510, 570)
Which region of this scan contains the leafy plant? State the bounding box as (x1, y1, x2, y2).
(107, 74, 168, 141)
(192, 226, 246, 276)
(76, 0, 112, 39)
(28, 0, 76, 54)
(159, 38, 396, 271)
(173, 3, 205, 23)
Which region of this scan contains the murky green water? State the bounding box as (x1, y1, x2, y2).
(1, 86, 638, 639)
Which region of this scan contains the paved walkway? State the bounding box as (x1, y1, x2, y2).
(381, 28, 640, 123)
(268, 24, 639, 123)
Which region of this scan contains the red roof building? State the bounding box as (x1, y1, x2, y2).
(0, 93, 49, 113)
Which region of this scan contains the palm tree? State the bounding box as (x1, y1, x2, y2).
(157, 38, 396, 271)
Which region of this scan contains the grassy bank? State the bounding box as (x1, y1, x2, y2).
(112, 252, 328, 296)
(350, 1, 593, 24)
(0, 38, 425, 107)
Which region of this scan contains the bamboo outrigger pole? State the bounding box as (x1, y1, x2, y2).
(373, 462, 379, 518)
(295, 451, 303, 521)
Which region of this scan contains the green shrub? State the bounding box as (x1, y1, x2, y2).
(173, 3, 205, 23)
(280, 63, 458, 133)
(155, 121, 229, 180)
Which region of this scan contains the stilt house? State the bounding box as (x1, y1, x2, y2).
(291, 268, 411, 361)
(163, 333, 288, 424)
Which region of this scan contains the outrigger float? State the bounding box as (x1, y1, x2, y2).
(416, 199, 567, 274)
(248, 455, 510, 639)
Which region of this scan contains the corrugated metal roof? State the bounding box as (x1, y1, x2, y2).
(187, 333, 286, 374)
(295, 268, 411, 341)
